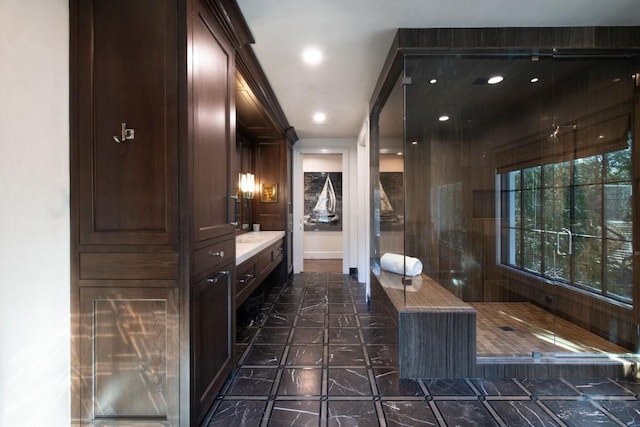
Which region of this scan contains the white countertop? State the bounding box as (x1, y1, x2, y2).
(236, 231, 285, 265)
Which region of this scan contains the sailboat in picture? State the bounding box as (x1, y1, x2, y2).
(310, 174, 339, 224)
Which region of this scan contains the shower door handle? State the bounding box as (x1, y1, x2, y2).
(556, 228, 573, 256)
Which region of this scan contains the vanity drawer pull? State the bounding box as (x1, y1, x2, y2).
(238, 273, 254, 284)
(209, 250, 225, 258)
(206, 270, 230, 284)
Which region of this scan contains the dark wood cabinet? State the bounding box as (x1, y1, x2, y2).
(71, 0, 251, 425)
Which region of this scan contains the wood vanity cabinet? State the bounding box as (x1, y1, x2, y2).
(70, 0, 251, 425)
(236, 238, 285, 307)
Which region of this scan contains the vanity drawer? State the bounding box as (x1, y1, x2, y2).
(236, 260, 257, 293)
(194, 238, 235, 275)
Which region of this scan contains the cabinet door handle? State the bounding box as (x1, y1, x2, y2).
(207, 270, 230, 284)
(209, 250, 225, 258)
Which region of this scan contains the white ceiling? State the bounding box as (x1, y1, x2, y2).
(236, 0, 640, 140)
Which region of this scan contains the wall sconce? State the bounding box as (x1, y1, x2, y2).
(239, 173, 255, 199)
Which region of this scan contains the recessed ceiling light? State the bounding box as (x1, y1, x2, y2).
(429, 78, 437, 84)
(411, 140, 418, 145)
(313, 112, 326, 123)
(438, 115, 450, 122)
(397, 152, 403, 156)
(302, 47, 323, 66)
(487, 75, 504, 85)
(530, 77, 539, 83)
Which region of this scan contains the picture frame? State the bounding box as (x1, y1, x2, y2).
(261, 183, 278, 202)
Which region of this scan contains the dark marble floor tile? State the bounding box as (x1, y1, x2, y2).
(327, 293, 353, 304)
(304, 287, 327, 295)
(382, 400, 438, 426)
(358, 314, 396, 328)
(295, 314, 326, 328)
(285, 344, 324, 366)
(327, 400, 379, 427)
(355, 303, 371, 313)
(599, 400, 640, 425)
(272, 302, 300, 315)
(424, 379, 476, 396)
(327, 327, 361, 344)
(328, 314, 357, 328)
(436, 401, 500, 426)
(236, 327, 258, 344)
(470, 378, 528, 396)
(352, 294, 368, 305)
(564, 378, 634, 396)
(542, 400, 618, 427)
(490, 400, 560, 426)
(302, 294, 326, 304)
(227, 368, 277, 396)
(374, 368, 423, 397)
(612, 379, 640, 396)
(519, 378, 580, 396)
(208, 400, 266, 426)
(367, 344, 398, 367)
(291, 327, 324, 344)
(243, 344, 285, 366)
(328, 345, 366, 366)
(328, 303, 356, 314)
(254, 327, 291, 344)
(328, 368, 372, 396)
(263, 313, 295, 328)
(235, 344, 248, 364)
(276, 367, 322, 396)
(267, 400, 320, 427)
(362, 327, 398, 345)
(300, 302, 327, 315)
(276, 293, 303, 304)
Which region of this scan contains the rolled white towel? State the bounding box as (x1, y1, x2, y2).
(380, 253, 423, 277)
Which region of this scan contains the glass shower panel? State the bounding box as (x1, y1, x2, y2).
(398, 53, 637, 358)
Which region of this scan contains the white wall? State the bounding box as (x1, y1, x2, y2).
(303, 154, 343, 259)
(0, 1, 70, 426)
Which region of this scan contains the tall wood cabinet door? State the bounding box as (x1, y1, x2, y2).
(192, 264, 234, 424)
(78, 287, 179, 426)
(75, 0, 179, 246)
(191, 7, 236, 243)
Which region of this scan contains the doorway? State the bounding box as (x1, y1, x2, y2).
(293, 147, 352, 274)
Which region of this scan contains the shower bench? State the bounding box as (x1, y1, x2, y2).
(371, 270, 477, 378)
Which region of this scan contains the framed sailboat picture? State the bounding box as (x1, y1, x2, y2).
(379, 172, 403, 230)
(261, 183, 278, 202)
(303, 172, 342, 231)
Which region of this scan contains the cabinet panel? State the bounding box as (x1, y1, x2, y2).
(77, 0, 178, 246)
(79, 287, 179, 425)
(192, 265, 234, 424)
(192, 9, 235, 242)
(79, 252, 179, 280)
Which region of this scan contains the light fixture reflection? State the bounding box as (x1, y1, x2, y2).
(488, 75, 504, 84)
(438, 115, 450, 122)
(429, 78, 437, 84)
(530, 77, 539, 83)
(239, 173, 255, 199)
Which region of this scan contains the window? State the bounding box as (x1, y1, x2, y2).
(500, 143, 633, 303)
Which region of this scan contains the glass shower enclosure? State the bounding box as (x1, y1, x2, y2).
(370, 29, 639, 376)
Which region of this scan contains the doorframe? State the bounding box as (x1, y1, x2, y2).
(293, 142, 352, 274)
